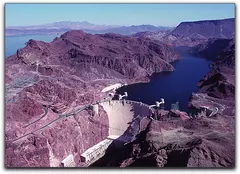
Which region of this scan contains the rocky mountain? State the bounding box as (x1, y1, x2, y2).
(169, 18, 234, 38)
(189, 39, 235, 119)
(91, 115, 234, 167)
(189, 38, 233, 60)
(5, 30, 180, 167)
(90, 48, 236, 168)
(5, 19, 235, 168)
(132, 30, 171, 43)
(133, 18, 235, 47)
(211, 39, 235, 69)
(6, 21, 171, 36)
(97, 25, 171, 35)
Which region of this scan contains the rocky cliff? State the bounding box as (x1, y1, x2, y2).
(5, 30, 180, 167)
(91, 116, 234, 167)
(189, 39, 235, 119)
(170, 18, 234, 38)
(134, 18, 235, 47)
(189, 39, 232, 60)
(107, 37, 236, 168)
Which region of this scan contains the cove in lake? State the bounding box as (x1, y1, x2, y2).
(117, 55, 211, 114)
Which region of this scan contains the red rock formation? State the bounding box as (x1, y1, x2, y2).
(134, 18, 235, 47)
(5, 30, 180, 167)
(189, 39, 235, 117)
(91, 117, 234, 167)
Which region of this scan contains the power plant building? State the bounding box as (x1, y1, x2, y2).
(80, 135, 119, 163)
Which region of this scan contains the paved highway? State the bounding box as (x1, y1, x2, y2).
(9, 98, 110, 143)
(9, 98, 153, 143)
(23, 105, 49, 128)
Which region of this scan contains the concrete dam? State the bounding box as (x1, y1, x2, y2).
(76, 99, 153, 167)
(100, 100, 153, 141)
(62, 84, 156, 167)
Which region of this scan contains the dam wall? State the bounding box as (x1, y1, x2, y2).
(77, 100, 153, 167)
(100, 100, 153, 142)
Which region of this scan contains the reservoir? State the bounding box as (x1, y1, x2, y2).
(6, 34, 211, 114)
(117, 55, 211, 114)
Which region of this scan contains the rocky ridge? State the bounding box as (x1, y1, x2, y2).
(189, 39, 235, 119)
(91, 116, 234, 167)
(133, 18, 235, 47)
(5, 30, 180, 167)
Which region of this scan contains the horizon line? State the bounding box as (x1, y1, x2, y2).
(6, 17, 235, 28)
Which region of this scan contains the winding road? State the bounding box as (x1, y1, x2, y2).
(23, 105, 49, 128)
(9, 97, 155, 143)
(9, 98, 110, 143)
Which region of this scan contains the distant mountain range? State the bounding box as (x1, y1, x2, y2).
(6, 21, 172, 36)
(133, 18, 235, 47)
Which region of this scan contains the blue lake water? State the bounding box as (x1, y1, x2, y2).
(5, 34, 60, 57)
(5, 34, 210, 113)
(117, 55, 211, 113)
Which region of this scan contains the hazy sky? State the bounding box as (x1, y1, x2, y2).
(5, 3, 235, 27)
